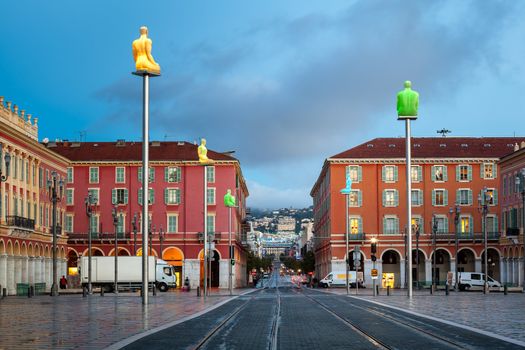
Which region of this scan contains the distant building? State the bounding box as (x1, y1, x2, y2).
(277, 216, 296, 232)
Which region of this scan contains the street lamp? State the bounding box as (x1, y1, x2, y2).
(478, 187, 491, 294)
(515, 170, 525, 291)
(85, 194, 97, 294)
(449, 203, 461, 291)
(340, 172, 353, 295)
(0, 146, 11, 182)
(132, 213, 138, 256)
(112, 206, 121, 294)
(159, 225, 165, 260)
(48, 171, 64, 296)
(414, 222, 420, 290)
(371, 237, 377, 296)
(431, 216, 438, 293)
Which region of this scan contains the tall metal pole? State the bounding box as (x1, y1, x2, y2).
(113, 207, 118, 294)
(432, 217, 436, 293)
(51, 176, 58, 296)
(406, 119, 413, 298)
(522, 183, 525, 292)
(141, 74, 150, 305)
(454, 209, 459, 292)
(483, 196, 488, 294)
(228, 206, 233, 296)
(345, 194, 350, 295)
(133, 214, 137, 256)
(416, 228, 419, 290)
(87, 195, 93, 294)
(203, 166, 208, 300)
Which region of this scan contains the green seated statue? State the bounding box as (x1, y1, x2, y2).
(397, 81, 419, 118)
(224, 189, 236, 207)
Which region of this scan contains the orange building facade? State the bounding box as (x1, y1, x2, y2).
(311, 137, 524, 288)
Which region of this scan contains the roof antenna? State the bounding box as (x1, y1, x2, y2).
(437, 129, 451, 137)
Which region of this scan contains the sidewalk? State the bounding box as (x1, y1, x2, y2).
(321, 287, 525, 343)
(0, 288, 250, 350)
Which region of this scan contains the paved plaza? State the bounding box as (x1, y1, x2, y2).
(0, 289, 247, 350)
(325, 287, 525, 343)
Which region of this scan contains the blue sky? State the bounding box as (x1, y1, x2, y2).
(1, 1, 525, 209)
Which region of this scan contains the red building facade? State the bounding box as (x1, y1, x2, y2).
(311, 137, 523, 288)
(50, 140, 249, 289)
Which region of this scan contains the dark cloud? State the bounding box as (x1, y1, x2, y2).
(91, 0, 521, 207)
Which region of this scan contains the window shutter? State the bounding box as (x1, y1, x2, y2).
(494, 217, 499, 233)
(383, 217, 387, 234)
(468, 165, 472, 181)
(382, 190, 386, 207)
(176, 189, 181, 204)
(394, 166, 398, 181)
(444, 190, 448, 206)
(456, 189, 460, 204)
(493, 189, 498, 205)
(358, 191, 362, 207)
(468, 190, 472, 205)
(358, 218, 363, 233)
(469, 216, 473, 233)
(176, 168, 181, 182)
(493, 165, 497, 178)
(149, 189, 155, 204)
(394, 218, 399, 234)
(417, 166, 422, 182)
(432, 190, 436, 206)
(431, 166, 436, 181)
(394, 190, 399, 206)
(381, 166, 386, 182)
(358, 166, 362, 182)
(443, 166, 448, 181)
(138, 188, 143, 205)
(164, 188, 169, 204)
(149, 168, 155, 183)
(164, 167, 169, 182)
(456, 165, 460, 182)
(112, 189, 117, 205)
(480, 165, 485, 179)
(418, 190, 423, 205)
(124, 189, 128, 204)
(345, 166, 349, 179)
(444, 217, 449, 233)
(138, 167, 143, 183)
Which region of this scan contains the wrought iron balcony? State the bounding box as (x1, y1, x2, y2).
(67, 231, 130, 243)
(198, 231, 221, 243)
(6, 216, 35, 230)
(433, 232, 500, 241)
(506, 228, 520, 236)
(347, 233, 366, 241)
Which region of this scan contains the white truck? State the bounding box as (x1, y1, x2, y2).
(319, 271, 363, 288)
(80, 256, 177, 292)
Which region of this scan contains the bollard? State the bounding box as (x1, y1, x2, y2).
(430, 285, 433, 295)
(445, 284, 449, 296)
(30, 286, 34, 297)
(27, 286, 32, 298)
(196, 286, 200, 297)
(504, 285, 508, 295)
(376, 285, 379, 296)
(82, 286, 87, 298)
(387, 286, 390, 296)
(152, 285, 157, 296)
(100, 287, 104, 296)
(2, 288, 7, 298)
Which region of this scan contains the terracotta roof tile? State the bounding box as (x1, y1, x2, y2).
(47, 141, 237, 162)
(331, 137, 524, 159)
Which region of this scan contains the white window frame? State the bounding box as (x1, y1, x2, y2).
(457, 188, 472, 206)
(459, 215, 472, 234)
(384, 216, 399, 235)
(206, 214, 215, 234)
(434, 189, 447, 206)
(383, 165, 396, 182)
(434, 215, 448, 234)
(165, 188, 181, 205)
(167, 214, 178, 233)
(66, 167, 74, 184)
(458, 165, 470, 182)
(411, 189, 422, 206)
(433, 165, 446, 182)
(349, 215, 362, 234)
(89, 167, 99, 184)
(65, 214, 74, 233)
(66, 188, 74, 206)
(206, 166, 215, 183)
(347, 165, 361, 183)
(348, 189, 361, 207)
(207, 187, 216, 205)
(115, 167, 125, 184)
(384, 189, 398, 207)
(88, 188, 100, 205)
(482, 163, 496, 179)
(411, 165, 422, 183)
(166, 166, 181, 183)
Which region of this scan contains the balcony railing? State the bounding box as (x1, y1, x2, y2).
(433, 232, 500, 241)
(506, 228, 520, 236)
(198, 231, 222, 243)
(67, 232, 131, 243)
(6, 216, 35, 230)
(347, 233, 366, 241)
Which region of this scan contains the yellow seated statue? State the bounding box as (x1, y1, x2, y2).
(198, 138, 214, 164)
(132, 26, 161, 74)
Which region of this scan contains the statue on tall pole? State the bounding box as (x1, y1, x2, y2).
(132, 25, 161, 305)
(397, 81, 419, 119)
(224, 189, 236, 295)
(132, 26, 161, 74)
(396, 80, 419, 298)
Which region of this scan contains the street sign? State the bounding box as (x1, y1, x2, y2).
(371, 268, 378, 279)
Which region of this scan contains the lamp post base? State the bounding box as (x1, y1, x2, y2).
(50, 283, 59, 296)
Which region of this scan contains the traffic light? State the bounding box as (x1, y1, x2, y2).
(231, 259, 235, 266)
(371, 242, 377, 254)
(371, 254, 377, 262)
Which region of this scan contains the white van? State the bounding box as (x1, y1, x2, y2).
(319, 271, 363, 288)
(452, 272, 501, 291)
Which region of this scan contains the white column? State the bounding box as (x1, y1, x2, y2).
(219, 259, 228, 288)
(0, 254, 7, 291)
(399, 259, 405, 288)
(21, 256, 28, 283)
(363, 259, 372, 288)
(500, 258, 506, 286)
(15, 256, 22, 285)
(475, 258, 482, 273)
(28, 257, 34, 285)
(6, 256, 15, 295)
(34, 257, 41, 283)
(62, 258, 68, 278)
(425, 259, 432, 285)
(506, 258, 511, 285)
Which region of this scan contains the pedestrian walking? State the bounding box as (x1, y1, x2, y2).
(59, 275, 68, 289)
